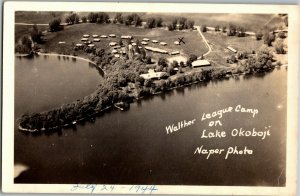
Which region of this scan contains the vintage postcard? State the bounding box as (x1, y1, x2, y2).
(2, 2, 299, 195)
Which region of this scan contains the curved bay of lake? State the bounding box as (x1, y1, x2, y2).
(14, 55, 287, 186)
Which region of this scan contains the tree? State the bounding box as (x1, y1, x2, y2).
(146, 17, 156, 28)
(274, 40, 285, 54)
(65, 13, 79, 24)
(227, 24, 236, 36)
(114, 13, 124, 24)
(81, 16, 87, 23)
(222, 26, 227, 33)
(201, 25, 207, 32)
(172, 18, 177, 29)
(186, 20, 195, 29)
(263, 32, 275, 46)
(278, 31, 286, 39)
(145, 56, 152, 64)
(30, 24, 43, 43)
(215, 25, 220, 32)
(168, 23, 175, 31)
(158, 57, 168, 67)
(87, 12, 98, 23)
(156, 17, 163, 27)
(49, 18, 62, 32)
(255, 31, 263, 40)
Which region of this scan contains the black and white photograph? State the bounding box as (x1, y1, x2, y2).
(2, 2, 299, 195)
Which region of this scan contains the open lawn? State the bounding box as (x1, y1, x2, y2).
(41, 23, 208, 59)
(144, 13, 275, 32)
(203, 31, 265, 66)
(15, 11, 67, 24)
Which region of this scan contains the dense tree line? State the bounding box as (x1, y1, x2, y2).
(65, 13, 79, 24)
(168, 17, 195, 31)
(87, 12, 110, 23)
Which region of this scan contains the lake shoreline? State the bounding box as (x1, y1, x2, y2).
(18, 66, 278, 133)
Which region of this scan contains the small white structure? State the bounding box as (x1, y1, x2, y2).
(132, 43, 137, 46)
(93, 38, 100, 42)
(114, 54, 120, 58)
(76, 43, 83, 47)
(145, 46, 168, 54)
(138, 46, 143, 49)
(160, 42, 167, 46)
(100, 35, 108, 38)
(141, 41, 148, 45)
(81, 38, 88, 41)
(88, 44, 95, 47)
(227, 46, 237, 53)
(112, 49, 118, 54)
(92, 34, 99, 38)
(113, 45, 121, 49)
(121, 35, 133, 39)
(171, 51, 180, 55)
(83, 34, 90, 38)
(109, 34, 116, 37)
(151, 40, 158, 43)
(174, 41, 180, 45)
(140, 69, 168, 80)
(192, 60, 211, 68)
(109, 42, 117, 46)
(58, 41, 66, 44)
(143, 38, 150, 41)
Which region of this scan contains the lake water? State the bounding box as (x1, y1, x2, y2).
(14, 56, 287, 186)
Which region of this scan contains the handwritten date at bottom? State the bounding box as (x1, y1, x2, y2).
(70, 184, 158, 194)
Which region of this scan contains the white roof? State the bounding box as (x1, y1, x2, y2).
(81, 38, 88, 41)
(227, 46, 237, 53)
(171, 51, 180, 55)
(114, 54, 120, 58)
(140, 69, 168, 80)
(174, 41, 180, 45)
(192, 60, 211, 67)
(100, 35, 108, 38)
(58, 41, 66, 44)
(76, 43, 83, 46)
(83, 34, 90, 38)
(88, 44, 95, 47)
(93, 38, 100, 42)
(112, 49, 118, 54)
(143, 38, 150, 41)
(92, 35, 99, 38)
(109, 34, 116, 37)
(141, 41, 148, 45)
(152, 40, 158, 43)
(121, 35, 132, 39)
(109, 42, 117, 46)
(132, 43, 137, 46)
(160, 42, 167, 46)
(145, 46, 168, 54)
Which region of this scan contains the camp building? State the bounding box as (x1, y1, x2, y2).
(140, 69, 168, 80)
(191, 60, 211, 68)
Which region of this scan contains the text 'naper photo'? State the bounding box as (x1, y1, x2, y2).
(6, 3, 296, 194)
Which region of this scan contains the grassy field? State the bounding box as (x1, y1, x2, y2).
(16, 11, 276, 32)
(143, 13, 275, 31)
(203, 31, 265, 66)
(41, 23, 208, 59)
(15, 11, 67, 24)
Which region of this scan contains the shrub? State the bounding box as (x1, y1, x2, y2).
(49, 18, 62, 32)
(274, 40, 285, 54)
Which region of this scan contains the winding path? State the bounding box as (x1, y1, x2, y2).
(194, 26, 212, 57)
